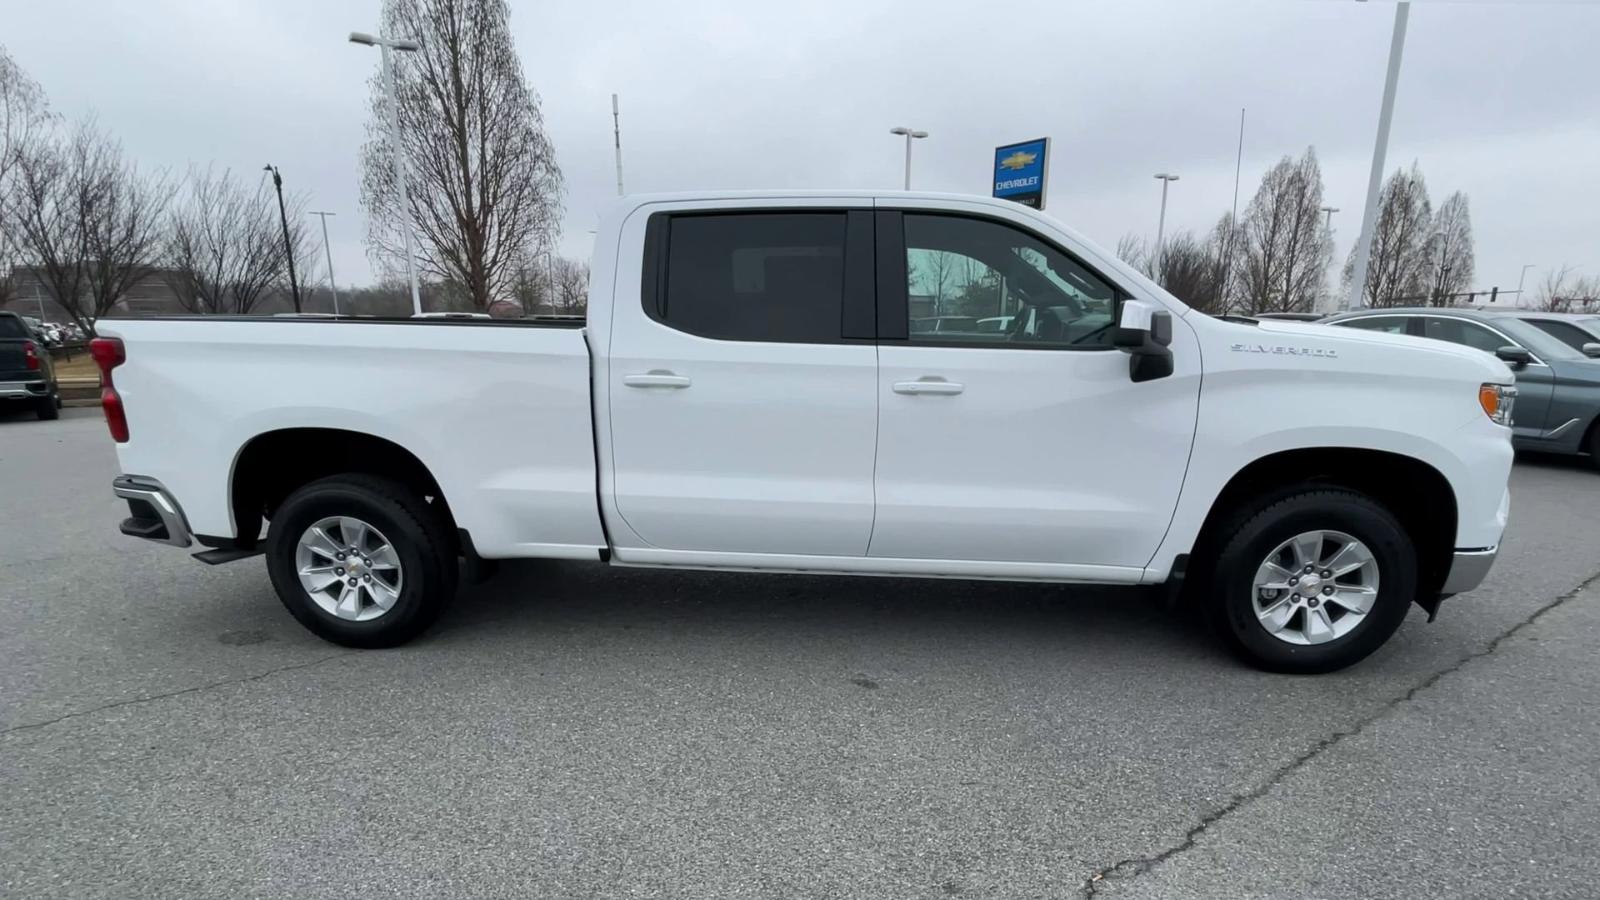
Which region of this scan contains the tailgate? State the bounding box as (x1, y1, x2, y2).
(0, 339, 34, 379)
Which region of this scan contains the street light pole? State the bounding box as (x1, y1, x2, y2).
(263, 164, 302, 313)
(1346, 0, 1410, 311)
(309, 211, 340, 315)
(1516, 264, 1535, 305)
(1153, 173, 1180, 278)
(889, 126, 928, 191)
(350, 30, 423, 316)
(1321, 206, 1339, 231)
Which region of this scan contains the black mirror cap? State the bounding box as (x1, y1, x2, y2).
(1112, 326, 1145, 349)
(1495, 345, 1532, 367)
(1150, 310, 1172, 347)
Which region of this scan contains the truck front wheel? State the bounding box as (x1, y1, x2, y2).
(265, 474, 458, 648)
(1206, 488, 1416, 674)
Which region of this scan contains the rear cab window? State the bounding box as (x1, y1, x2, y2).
(646, 212, 867, 343)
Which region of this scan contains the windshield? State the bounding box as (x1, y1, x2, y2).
(1496, 317, 1586, 361)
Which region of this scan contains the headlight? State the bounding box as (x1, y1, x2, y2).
(1479, 383, 1516, 427)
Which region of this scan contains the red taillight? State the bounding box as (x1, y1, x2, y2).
(89, 337, 128, 443)
(23, 340, 40, 370)
(101, 386, 129, 442)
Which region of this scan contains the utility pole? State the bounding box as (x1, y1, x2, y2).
(309, 211, 340, 315)
(263, 164, 302, 312)
(1346, 0, 1410, 311)
(612, 93, 625, 196)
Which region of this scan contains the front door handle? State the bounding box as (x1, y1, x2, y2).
(893, 379, 965, 396)
(623, 372, 692, 389)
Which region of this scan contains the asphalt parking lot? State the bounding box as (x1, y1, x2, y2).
(3, 407, 1599, 899)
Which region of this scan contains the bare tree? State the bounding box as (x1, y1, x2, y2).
(1115, 233, 1150, 277)
(361, 0, 563, 311)
(1117, 214, 1236, 315)
(5, 121, 170, 335)
(1534, 265, 1581, 313)
(1236, 148, 1330, 315)
(165, 167, 299, 314)
(552, 257, 588, 313)
(0, 44, 52, 308)
(1153, 231, 1218, 314)
(344, 279, 418, 317)
(910, 251, 959, 314)
(1423, 191, 1474, 307)
(1344, 164, 1432, 308)
(511, 264, 549, 314)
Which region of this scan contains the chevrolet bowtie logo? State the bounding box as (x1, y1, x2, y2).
(998, 150, 1037, 171)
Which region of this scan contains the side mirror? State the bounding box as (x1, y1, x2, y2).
(1582, 342, 1600, 359)
(1114, 299, 1174, 383)
(1495, 345, 1532, 369)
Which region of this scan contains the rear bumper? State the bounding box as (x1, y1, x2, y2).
(112, 475, 193, 548)
(0, 380, 50, 400)
(1441, 546, 1498, 595)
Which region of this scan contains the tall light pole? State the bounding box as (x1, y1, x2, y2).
(1153, 173, 1180, 278)
(262, 164, 302, 313)
(309, 211, 340, 315)
(1516, 264, 1536, 305)
(1346, 0, 1410, 311)
(350, 30, 423, 316)
(1321, 206, 1339, 231)
(889, 126, 928, 190)
(611, 93, 625, 197)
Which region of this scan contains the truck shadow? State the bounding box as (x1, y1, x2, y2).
(428, 558, 1224, 665)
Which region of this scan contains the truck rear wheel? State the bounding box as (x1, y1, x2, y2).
(265, 474, 458, 648)
(1205, 488, 1416, 674)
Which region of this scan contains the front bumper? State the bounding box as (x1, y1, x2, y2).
(1441, 546, 1498, 595)
(0, 380, 50, 400)
(112, 475, 193, 548)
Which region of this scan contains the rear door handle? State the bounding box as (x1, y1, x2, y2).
(893, 379, 964, 396)
(623, 372, 692, 389)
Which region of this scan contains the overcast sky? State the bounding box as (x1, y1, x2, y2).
(4, 0, 1597, 301)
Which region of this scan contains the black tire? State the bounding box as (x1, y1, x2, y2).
(35, 394, 59, 420)
(1205, 488, 1416, 674)
(265, 474, 458, 648)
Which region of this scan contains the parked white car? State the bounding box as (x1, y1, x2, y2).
(94, 191, 1515, 672)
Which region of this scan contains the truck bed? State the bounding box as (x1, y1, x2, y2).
(95, 317, 606, 558)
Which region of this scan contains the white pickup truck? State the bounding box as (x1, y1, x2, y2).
(95, 191, 1515, 673)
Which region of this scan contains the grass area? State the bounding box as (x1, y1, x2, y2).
(51, 351, 99, 381)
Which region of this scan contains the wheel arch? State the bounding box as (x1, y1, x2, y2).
(228, 428, 456, 550)
(1185, 447, 1458, 609)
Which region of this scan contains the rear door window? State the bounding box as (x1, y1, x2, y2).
(1524, 319, 1597, 352)
(1333, 316, 1410, 334)
(1420, 317, 1508, 354)
(652, 213, 848, 343)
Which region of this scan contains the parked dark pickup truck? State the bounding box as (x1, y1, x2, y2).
(0, 311, 60, 420)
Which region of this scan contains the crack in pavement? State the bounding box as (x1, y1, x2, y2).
(1079, 568, 1600, 898)
(0, 652, 351, 739)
